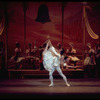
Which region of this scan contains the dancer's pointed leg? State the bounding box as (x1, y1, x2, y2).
(62, 74, 70, 86)
(56, 66, 70, 86)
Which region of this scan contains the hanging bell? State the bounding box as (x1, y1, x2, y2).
(35, 4, 51, 24)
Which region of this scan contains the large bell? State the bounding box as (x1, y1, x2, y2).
(35, 4, 51, 24)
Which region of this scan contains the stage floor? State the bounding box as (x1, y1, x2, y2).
(0, 78, 100, 99)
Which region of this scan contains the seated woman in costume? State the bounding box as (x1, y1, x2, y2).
(67, 42, 80, 66)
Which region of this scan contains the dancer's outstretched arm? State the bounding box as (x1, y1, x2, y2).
(43, 40, 50, 55)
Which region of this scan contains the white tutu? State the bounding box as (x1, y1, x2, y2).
(43, 50, 53, 71)
(43, 46, 61, 71)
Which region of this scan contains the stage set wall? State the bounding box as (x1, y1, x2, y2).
(0, 1, 100, 60)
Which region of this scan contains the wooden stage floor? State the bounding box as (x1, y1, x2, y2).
(0, 78, 100, 99)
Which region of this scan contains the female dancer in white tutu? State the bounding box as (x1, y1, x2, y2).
(42, 39, 70, 87)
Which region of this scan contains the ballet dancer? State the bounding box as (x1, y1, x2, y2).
(42, 39, 70, 87)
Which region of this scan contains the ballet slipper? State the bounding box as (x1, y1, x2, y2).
(66, 83, 70, 87)
(49, 83, 54, 87)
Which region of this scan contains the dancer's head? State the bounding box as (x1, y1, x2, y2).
(42, 43, 47, 48)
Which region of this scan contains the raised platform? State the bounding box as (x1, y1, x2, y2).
(8, 68, 84, 79)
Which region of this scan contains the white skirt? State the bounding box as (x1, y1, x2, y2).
(43, 50, 54, 71)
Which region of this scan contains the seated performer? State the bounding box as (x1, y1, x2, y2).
(25, 43, 34, 56)
(42, 39, 70, 87)
(67, 42, 80, 66)
(9, 42, 24, 69)
(25, 43, 36, 60)
(9, 42, 22, 62)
